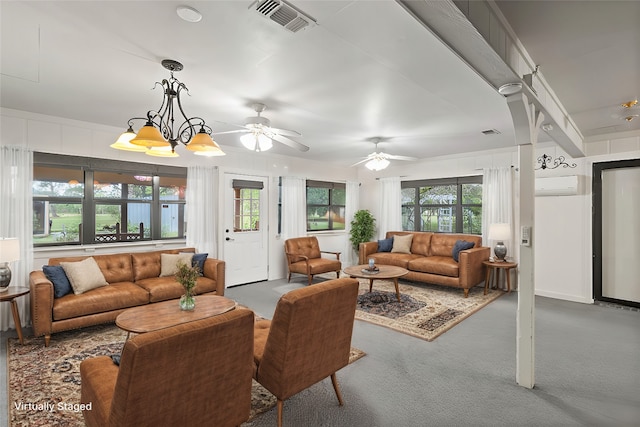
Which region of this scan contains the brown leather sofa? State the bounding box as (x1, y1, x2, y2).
(80, 309, 254, 427)
(29, 248, 225, 346)
(359, 231, 489, 297)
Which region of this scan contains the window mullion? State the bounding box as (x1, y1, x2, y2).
(83, 169, 95, 244)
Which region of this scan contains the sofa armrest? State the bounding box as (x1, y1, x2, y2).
(358, 241, 379, 265)
(29, 270, 54, 339)
(202, 258, 225, 296)
(458, 246, 490, 288)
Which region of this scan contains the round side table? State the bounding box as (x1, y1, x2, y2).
(0, 286, 30, 344)
(483, 261, 518, 294)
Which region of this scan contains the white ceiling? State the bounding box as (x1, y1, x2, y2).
(1, 1, 638, 167)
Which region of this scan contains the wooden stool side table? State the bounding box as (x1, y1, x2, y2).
(483, 261, 518, 295)
(0, 286, 30, 344)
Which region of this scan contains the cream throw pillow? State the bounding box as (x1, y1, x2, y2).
(60, 257, 108, 295)
(391, 234, 413, 254)
(160, 253, 194, 277)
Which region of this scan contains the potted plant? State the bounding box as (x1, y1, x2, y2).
(349, 209, 376, 253)
(175, 261, 200, 311)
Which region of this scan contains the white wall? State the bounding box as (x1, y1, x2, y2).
(4, 107, 639, 302)
(1, 108, 358, 282)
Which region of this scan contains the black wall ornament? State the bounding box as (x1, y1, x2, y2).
(535, 154, 577, 170)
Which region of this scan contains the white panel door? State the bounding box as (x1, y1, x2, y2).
(223, 173, 269, 287)
(602, 167, 640, 303)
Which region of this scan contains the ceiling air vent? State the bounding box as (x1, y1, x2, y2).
(481, 129, 501, 135)
(250, 0, 316, 33)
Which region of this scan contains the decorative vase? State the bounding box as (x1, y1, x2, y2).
(179, 290, 195, 311)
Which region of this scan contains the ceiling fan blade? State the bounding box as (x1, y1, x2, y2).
(211, 129, 249, 135)
(386, 154, 418, 161)
(272, 134, 310, 152)
(350, 158, 371, 167)
(270, 127, 302, 137)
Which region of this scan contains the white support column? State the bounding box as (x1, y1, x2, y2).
(506, 93, 543, 389)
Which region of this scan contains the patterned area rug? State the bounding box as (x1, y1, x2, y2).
(353, 279, 503, 341)
(7, 324, 365, 426)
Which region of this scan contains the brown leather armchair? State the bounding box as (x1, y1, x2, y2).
(80, 309, 254, 427)
(284, 236, 342, 285)
(253, 278, 360, 427)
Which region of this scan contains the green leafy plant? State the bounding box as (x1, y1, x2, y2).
(349, 209, 376, 252)
(175, 261, 199, 293)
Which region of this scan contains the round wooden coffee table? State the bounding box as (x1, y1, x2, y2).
(343, 264, 408, 302)
(116, 295, 237, 338)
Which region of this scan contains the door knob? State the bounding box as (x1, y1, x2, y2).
(226, 237, 234, 241)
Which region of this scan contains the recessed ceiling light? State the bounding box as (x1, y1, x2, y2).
(177, 5, 202, 23)
(498, 82, 523, 96)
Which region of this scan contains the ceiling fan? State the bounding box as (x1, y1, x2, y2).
(351, 137, 418, 171)
(214, 103, 309, 152)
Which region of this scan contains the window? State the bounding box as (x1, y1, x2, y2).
(33, 153, 186, 246)
(306, 180, 345, 231)
(401, 176, 482, 234)
(232, 180, 264, 232)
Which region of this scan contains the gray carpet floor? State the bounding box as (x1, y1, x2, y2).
(2, 278, 639, 427)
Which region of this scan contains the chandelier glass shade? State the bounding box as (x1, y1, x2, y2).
(365, 156, 390, 171)
(240, 132, 273, 152)
(112, 59, 225, 158)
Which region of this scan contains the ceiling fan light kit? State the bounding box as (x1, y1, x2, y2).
(111, 59, 225, 158)
(240, 132, 273, 152)
(365, 157, 391, 171)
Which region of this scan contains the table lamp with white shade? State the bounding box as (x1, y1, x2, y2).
(0, 238, 20, 292)
(488, 223, 510, 262)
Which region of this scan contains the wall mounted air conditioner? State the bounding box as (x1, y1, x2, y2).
(535, 175, 579, 196)
(250, 0, 317, 33)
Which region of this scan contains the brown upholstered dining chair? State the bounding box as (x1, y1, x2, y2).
(253, 277, 360, 427)
(80, 309, 254, 427)
(284, 236, 342, 285)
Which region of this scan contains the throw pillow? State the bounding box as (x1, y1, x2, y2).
(377, 238, 393, 252)
(191, 253, 208, 276)
(43, 265, 73, 298)
(160, 253, 194, 277)
(391, 234, 413, 254)
(60, 257, 108, 295)
(452, 240, 475, 262)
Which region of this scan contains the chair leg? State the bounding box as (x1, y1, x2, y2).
(287, 272, 291, 282)
(308, 274, 313, 285)
(277, 399, 284, 427)
(330, 373, 344, 406)
(336, 270, 340, 279)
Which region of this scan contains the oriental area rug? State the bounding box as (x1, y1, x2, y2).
(352, 279, 503, 341)
(7, 324, 365, 426)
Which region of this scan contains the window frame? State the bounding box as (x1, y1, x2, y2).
(306, 180, 346, 232)
(33, 152, 186, 246)
(401, 176, 483, 234)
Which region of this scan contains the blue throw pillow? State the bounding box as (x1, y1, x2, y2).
(43, 265, 72, 298)
(377, 238, 393, 252)
(191, 253, 208, 276)
(452, 240, 475, 262)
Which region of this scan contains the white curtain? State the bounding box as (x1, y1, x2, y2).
(343, 181, 360, 266)
(0, 146, 34, 331)
(281, 176, 307, 239)
(378, 176, 402, 239)
(482, 167, 514, 259)
(186, 165, 218, 257)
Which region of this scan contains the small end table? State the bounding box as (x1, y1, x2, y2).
(0, 286, 30, 344)
(483, 261, 518, 295)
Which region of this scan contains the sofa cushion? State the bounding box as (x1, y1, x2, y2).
(408, 256, 460, 278)
(369, 252, 422, 268)
(377, 238, 393, 252)
(43, 265, 73, 298)
(452, 240, 475, 262)
(160, 253, 194, 277)
(409, 232, 433, 256)
(391, 234, 413, 254)
(52, 282, 150, 320)
(93, 254, 134, 283)
(430, 234, 482, 257)
(132, 252, 162, 281)
(60, 257, 109, 295)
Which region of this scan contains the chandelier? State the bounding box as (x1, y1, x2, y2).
(111, 59, 225, 158)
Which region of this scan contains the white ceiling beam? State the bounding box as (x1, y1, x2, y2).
(397, 0, 585, 158)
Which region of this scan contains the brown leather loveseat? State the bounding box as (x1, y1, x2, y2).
(29, 248, 225, 346)
(359, 231, 489, 297)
